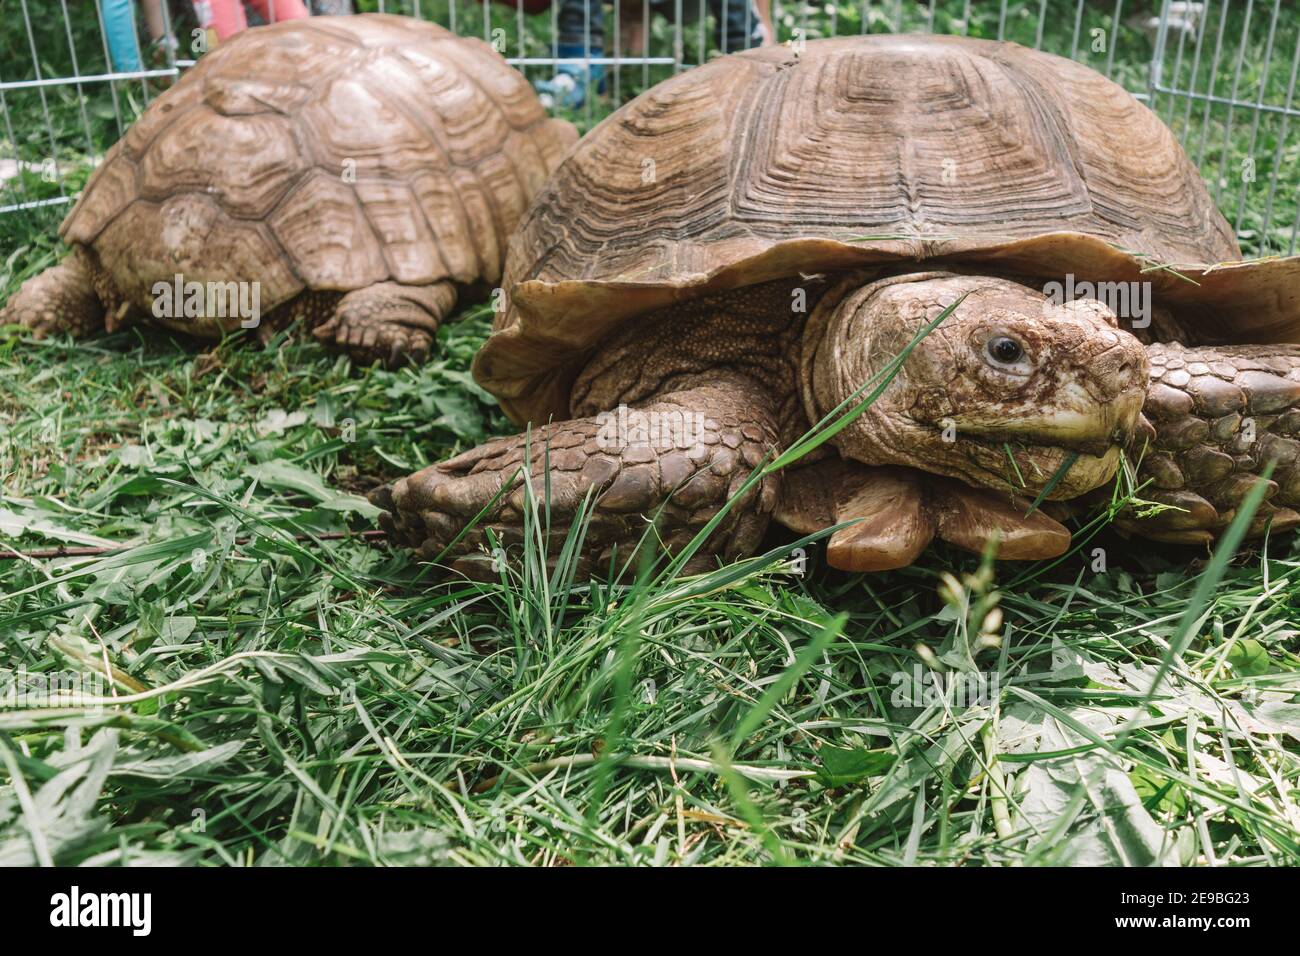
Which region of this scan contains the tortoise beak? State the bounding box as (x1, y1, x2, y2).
(1060, 435, 1119, 458)
(1056, 390, 1148, 456)
(1091, 400, 1152, 457)
(953, 387, 1147, 457)
(1126, 413, 1158, 450)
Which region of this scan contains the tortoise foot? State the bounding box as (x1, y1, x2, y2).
(1, 251, 103, 339)
(371, 383, 782, 577)
(313, 281, 454, 367)
(779, 460, 1071, 573)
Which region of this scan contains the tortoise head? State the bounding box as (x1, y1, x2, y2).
(804, 272, 1149, 500)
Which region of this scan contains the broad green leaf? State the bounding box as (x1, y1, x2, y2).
(816, 746, 896, 787)
(243, 460, 380, 517)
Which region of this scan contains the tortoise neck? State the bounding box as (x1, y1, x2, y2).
(800, 270, 960, 439)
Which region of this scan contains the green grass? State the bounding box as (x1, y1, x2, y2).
(2, 1, 1300, 866)
(2, 317, 1299, 866)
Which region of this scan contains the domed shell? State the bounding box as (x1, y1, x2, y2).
(477, 35, 1300, 426)
(62, 14, 577, 318)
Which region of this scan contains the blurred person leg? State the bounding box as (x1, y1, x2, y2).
(714, 0, 765, 52)
(619, 0, 650, 55)
(140, 0, 179, 66)
(99, 0, 143, 72)
(247, 0, 310, 24)
(205, 0, 249, 40)
(535, 0, 605, 110)
(753, 0, 774, 45)
(141, 0, 166, 40)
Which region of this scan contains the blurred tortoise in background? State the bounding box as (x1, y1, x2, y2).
(1, 14, 576, 366)
(375, 35, 1300, 574)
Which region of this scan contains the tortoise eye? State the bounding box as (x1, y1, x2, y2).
(987, 336, 1025, 365)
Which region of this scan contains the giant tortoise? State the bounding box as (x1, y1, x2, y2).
(374, 35, 1300, 573)
(1, 14, 576, 366)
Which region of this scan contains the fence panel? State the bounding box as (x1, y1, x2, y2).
(0, 1, 1295, 256)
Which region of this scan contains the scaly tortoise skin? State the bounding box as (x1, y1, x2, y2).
(375, 36, 1300, 574)
(1134, 344, 1300, 543)
(1, 14, 576, 366)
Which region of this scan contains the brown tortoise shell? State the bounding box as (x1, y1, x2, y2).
(476, 35, 1300, 427)
(61, 14, 576, 331)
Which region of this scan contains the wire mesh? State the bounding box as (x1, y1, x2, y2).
(0, 1, 1296, 255)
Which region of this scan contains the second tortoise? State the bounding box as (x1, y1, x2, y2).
(1, 14, 576, 366)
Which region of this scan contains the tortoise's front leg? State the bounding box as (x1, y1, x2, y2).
(779, 459, 1071, 572)
(313, 280, 455, 367)
(1122, 343, 1300, 543)
(1, 249, 105, 338)
(371, 382, 782, 576)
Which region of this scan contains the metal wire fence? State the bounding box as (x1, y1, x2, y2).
(1, 0, 1297, 256)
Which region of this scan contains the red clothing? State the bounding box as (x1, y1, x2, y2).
(202, 0, 310, 41)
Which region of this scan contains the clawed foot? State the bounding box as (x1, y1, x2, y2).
(1, 253, 103, 338)
(314, 281, 452, 367)
(314, 314, 433, 367)
(780, 461, 1072, 572)
(372, 387, 781, 578)
(829, 474, 1072, 573)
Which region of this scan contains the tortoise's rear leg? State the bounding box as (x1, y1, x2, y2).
(313, 280, 455, 367)
(1, 248, 104, 338)
(370, 381, 782, 577)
